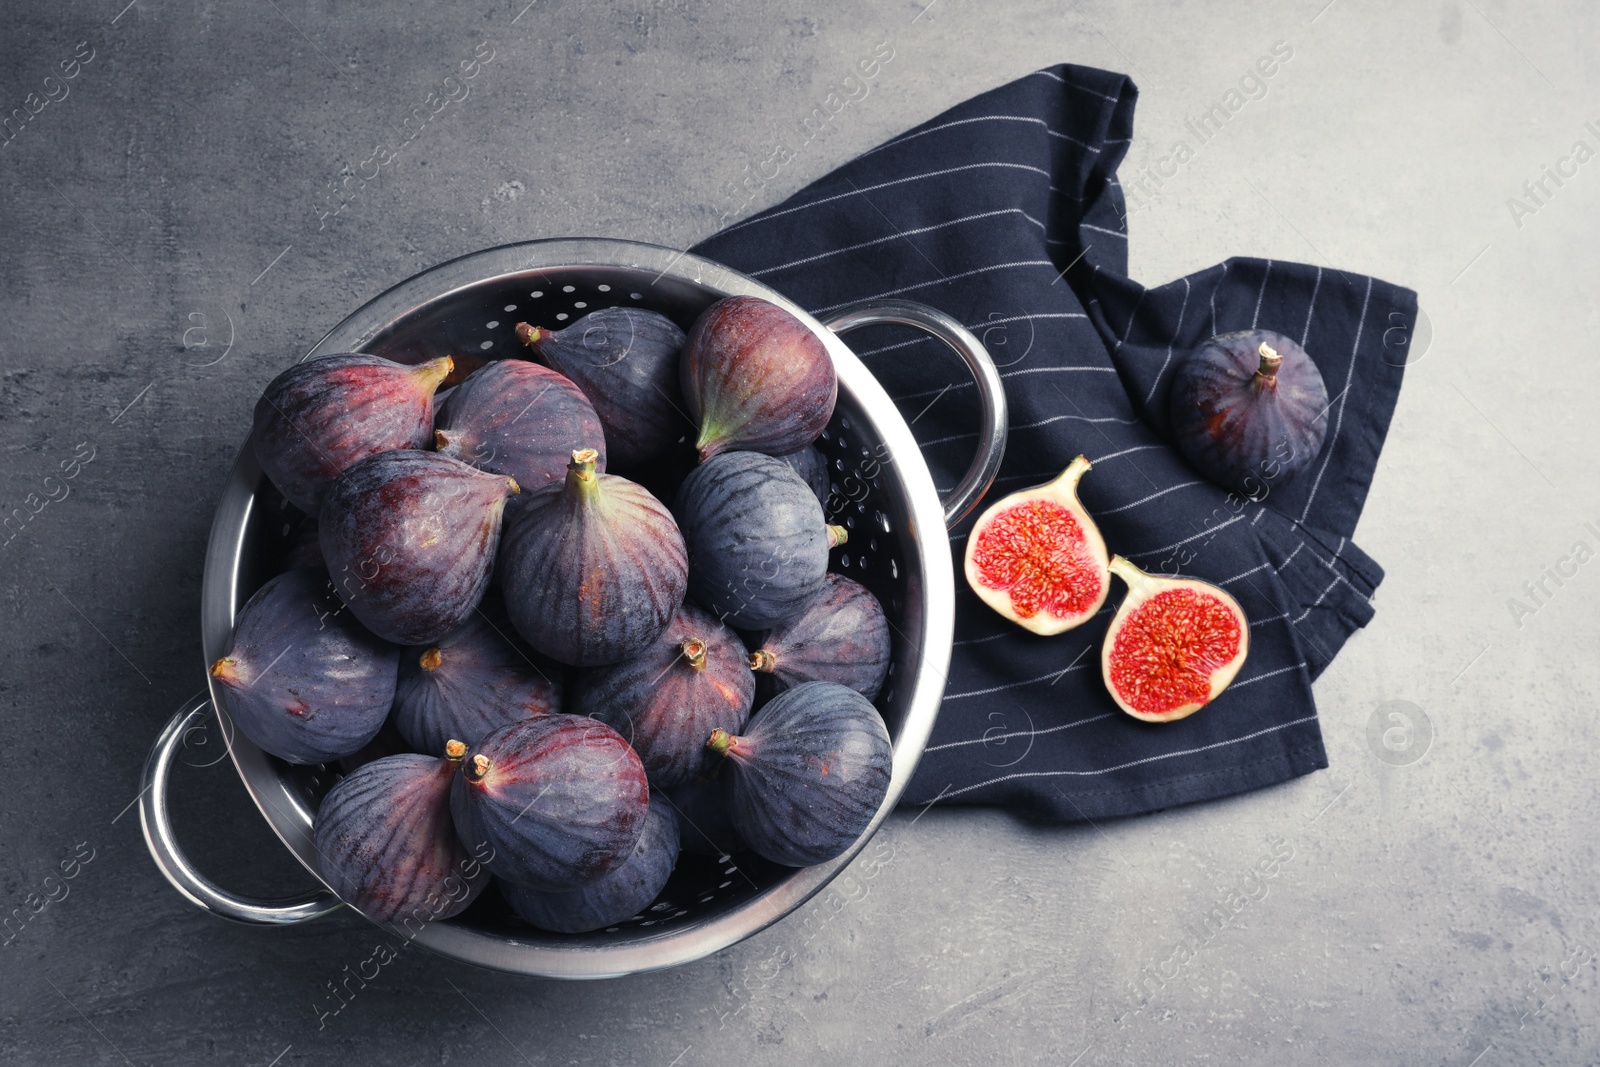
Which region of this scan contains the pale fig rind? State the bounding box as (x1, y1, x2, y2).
(253, 353, 450, 515)
(314, 746, 490, 925)
(963, 455, 1111, 636)
(517, 308, 689, 470)
(434, 358, 607, 494)
(1100, 555, 1250, 724)
(498, 449, 689, 667)
(501, 793, 680, 934)
(319, 450, 518, 646)
(748, 573, 892, 700)
(681, 296, 837, 462)
(209, 568, 398, 765)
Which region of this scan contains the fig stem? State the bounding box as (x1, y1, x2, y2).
(681, 638, 708, 672)
(515, 322, 550, 351)
(566, 449, 601, 498)
(419, 647, 443, 672)
(413, 356, 454, 392)
(434, 428, 454, 453)
(749, 648, 777, 674)
(826, 524, 849, 549)
(465, 753, 491, 781)
(1108, 554, 1154, 592)
(444, 739, 467, 761)
(706, 728, 737, 756)
(209, 657, 240, 684)
(1050, 454, 1093, 493)
(1255, 342, 1283, 382)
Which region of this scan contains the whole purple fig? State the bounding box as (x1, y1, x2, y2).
(393, 611, 563, 754)
(1167, 330, 1330, 496)
(681, 296, 836, 462)
(708, 681, 891, 868)
(450, 714, 650, 890)
(314, 742, 491, 925)
(434, 359, 605, 495)
(748, 573, 891, 700)
(209, 568, 398, 765)
(319, 450, 519, 646)
(677, 451, 846, 630)
(501, 793, 680, 934)
(253, 353, 451, 515)
(575, 602, 754, 788)
(499, 448, 689, 667)
(517, 308, 689, 470)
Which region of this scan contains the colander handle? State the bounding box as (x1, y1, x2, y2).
(823, 299, 1008, 528)
(139, 694, 342, 925)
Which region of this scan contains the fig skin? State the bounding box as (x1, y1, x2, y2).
(677, 451, 848, 631)
(253, 353, 450, 515)
(708, 680, 891, 868)
(209, 568, 398, 765)
(748, 573, 892, 700)
(1168, 330, 1330, 497)
(499, 449, 689, 667)
(393, 611, 563, 754)
(319, 450, 519, 646)
(450, 714, 650, 891)
(501, 793, 680, 934)
(665, 767, 745, 858)
(516, 308, 689, 470)
(681, 296, 837, 462)
(314, 742, 491, 925)
(575, 602, 755, 789)
(1101, 555, 1250, 723)
(434, 358, 607, 495)
(778, 444, 832, 506)
(963, 455, 1111, 636)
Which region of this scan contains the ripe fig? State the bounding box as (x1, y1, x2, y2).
(779, 444, 831, 505)
(665, 768, 745, 858)
(1168, 330, 1330, 496)
(392, 611, 563, 754)
(516, 308, 689, 470)
(314, 742, 491, 924)
(1101, 556, 1250, 723)
(963, 455, 1111, 635)
(433, 358, 606, 494)
(319, 450, 519, 646)
(748, 573, 892, 700)
(498, 448, 689, 667)
(501, 793, 680, 934)
(575, 602, 755, 788)
(707, 680, 891, 868)
(677, 451, 847, 630)
(209, 568, 398, 765)
(681, 296, 836, 462)
(450, 714, 650, 890)
(253, 353, 450, 515)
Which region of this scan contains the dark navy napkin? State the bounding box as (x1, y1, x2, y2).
(691, 63, 1417, 822)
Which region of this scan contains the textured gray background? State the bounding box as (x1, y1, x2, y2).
(2, 0, 1596, 1064)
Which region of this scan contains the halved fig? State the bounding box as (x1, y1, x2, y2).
(1100, 556, 1250, 723)
(962, 455, 1111, 635)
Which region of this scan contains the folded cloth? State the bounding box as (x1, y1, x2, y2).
(691, 63, 1417, 822)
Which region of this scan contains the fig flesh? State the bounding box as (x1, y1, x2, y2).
(575, 602, 755, 788)
(516, 308, 689, 470)
(681, 296, 836, 462)
(963, 455, 1111, 635)
(314, 741, 491, 925)
(707, 680, 891, 868)
(677, 451, 847, 630)
(319, 450, 519, 646)
(1101, 556, 1250, 723)
(501, 793, 680, 934)
(450, 714, 650, 890)
(1168, 330, 1330, 496)
(748, 573, 891, 700)
(253, 353, 450, 515)
(433, 358, 606, 495)
(392, 610, 563, 754)
(498, 448, 689, 667)
(209, 568, 398, 765)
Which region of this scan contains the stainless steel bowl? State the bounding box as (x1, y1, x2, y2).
(140, 238, 1006, 978)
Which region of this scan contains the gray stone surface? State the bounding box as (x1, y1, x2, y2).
(2, 0, 1596, 1064)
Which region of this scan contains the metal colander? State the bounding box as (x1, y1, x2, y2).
(140, 239, 1006, 978)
